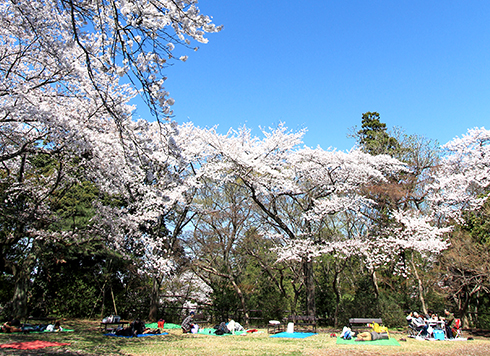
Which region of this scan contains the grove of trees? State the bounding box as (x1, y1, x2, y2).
(1, 1, 489, 329)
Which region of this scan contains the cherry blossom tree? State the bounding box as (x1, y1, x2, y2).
(0, 0, 220, 317)
(351, 130, 447, 313)
(185, 176, 258, 323)
(430, 127, 490, 222)
(356, 127, 490, 314)
(161, 270, 213, 316)
(429, 127, 490, 321)
(191, 123, 408, 317)
(83, 118, 204, 320)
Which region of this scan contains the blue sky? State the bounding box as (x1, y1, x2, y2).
(133, 0, 490, 151)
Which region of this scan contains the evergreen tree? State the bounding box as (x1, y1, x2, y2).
(357, 112, 399, 156)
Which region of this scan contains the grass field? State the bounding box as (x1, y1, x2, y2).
(1, 319, 490, 356)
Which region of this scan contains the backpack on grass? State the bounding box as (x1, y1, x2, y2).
(131, 319, 145, 336)
(215, 322, 230, 335)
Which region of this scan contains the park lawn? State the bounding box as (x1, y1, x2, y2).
(1, 319, 490, 356)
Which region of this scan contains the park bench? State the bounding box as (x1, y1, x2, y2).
(283, 315, 317, 333)
(267, 320, 284, 334)
(235, 309, 263, 326)
(349, 318, 383, 332)
(192, 313, 209, 326)
(24, 316, 57, 324)
(100, 320, 130, 332)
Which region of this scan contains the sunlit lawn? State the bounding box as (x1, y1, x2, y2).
(1, 319, 490, 355)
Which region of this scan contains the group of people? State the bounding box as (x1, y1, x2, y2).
(339, 325, 390, 342)
(181, 311, 244, 335)
(407, 309, 457, 339)
(1, 319, 63, 333)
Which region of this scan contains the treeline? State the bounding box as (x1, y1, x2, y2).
(2, 0, 489, 330)
(2, 112, 489, 329)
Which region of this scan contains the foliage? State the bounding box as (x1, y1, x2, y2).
(437, 228, 490, 324)
(1, 0, 490, 325)
(207, 279, 240, 322)
(377, 292, 407, 328)
(357, 112, 400, 155)
(463, 198, 490, 246)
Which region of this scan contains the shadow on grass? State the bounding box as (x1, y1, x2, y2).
(0, 320, 178, 356)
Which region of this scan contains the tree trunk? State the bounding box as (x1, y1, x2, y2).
(411, 253, 427, 315)
(148, 276, 160, 322)
(290, 278, 300, 316)
(12, 264, 28, 319)
(231, 279, 249, 325)
(332, 271, 341, 327)
(101, 285, 106, 319)
(304, 258, 316, 317)
(371, 269, 380, 299)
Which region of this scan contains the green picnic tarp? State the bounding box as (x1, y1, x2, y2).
(336, 336, 401, 346)
(197, 328, 247, 336)
(145, 322, 181, 329)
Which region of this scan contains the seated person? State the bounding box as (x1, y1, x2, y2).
(229, 320, 244, 332)
(356, 331, 389, 341)
(429, 313, 439, 321)
(227, 319, 236, 334)
(411, 312, 428, 336)
(181, 311, 195, 334)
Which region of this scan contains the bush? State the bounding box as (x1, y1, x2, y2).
(378, 293, 407, 328)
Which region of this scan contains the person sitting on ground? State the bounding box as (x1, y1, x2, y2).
(227, 319, 236, 334)
(215, 321, 231, 335)
(356, 331, 390, 341)
(181, 311, 195, 334)
(228, 320, 244, 332)
(1, 319, 22, 333)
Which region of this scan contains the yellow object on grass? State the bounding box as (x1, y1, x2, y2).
(370, 322, 389, 338)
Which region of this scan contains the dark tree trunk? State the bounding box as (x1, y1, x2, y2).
(332, 270, 341, 327)
(12, 265, 28, 319)
(411, 253, 427, 315)
(304, 258, 316, 317)
(148, 277, 160, 322)
(230, 278, 249, 326)
(101, 286, 106, 319)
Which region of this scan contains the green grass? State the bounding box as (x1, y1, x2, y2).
(1, 319, 490, 355)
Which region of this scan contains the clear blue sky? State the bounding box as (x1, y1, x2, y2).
(133, 0, 490, 151)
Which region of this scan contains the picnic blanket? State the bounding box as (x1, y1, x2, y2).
(0, 340, 70, 350)
(414, 336, 468, 342)
(145, 322, 181, 329)
(270, 332, 316, 339)
(336, 336, 401, 346)
(197, 327, 247, 336)
(7, 328, 75, 334)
